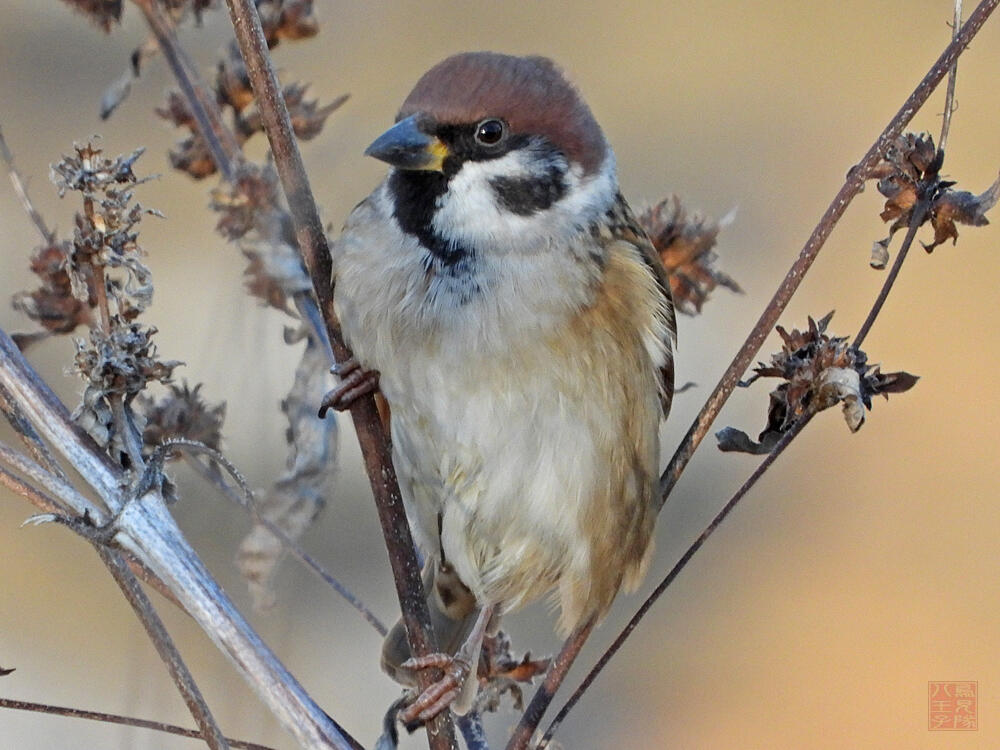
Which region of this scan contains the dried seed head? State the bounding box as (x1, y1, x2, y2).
(869, 132, 1000, 258)
(257, 0, 319, 46)
(211, 163, 283, 241)
(60, 0, 123, 32)
(168, 134, 217, 180)
(717, 313, 918, 454)
(637, 196, 740, 315)
(140, 382, 226, 454)
(13, 241, 94, 338)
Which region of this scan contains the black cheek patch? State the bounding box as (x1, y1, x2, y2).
(489, 168, 567, 216)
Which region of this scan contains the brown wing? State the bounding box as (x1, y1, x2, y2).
(596, 192, 676, 417)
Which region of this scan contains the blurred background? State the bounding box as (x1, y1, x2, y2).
(1, 1, 999, 748)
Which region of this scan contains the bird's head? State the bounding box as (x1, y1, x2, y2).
(367, 52, 619, 267)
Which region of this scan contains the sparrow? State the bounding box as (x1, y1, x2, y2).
(328, 51, 675, 722)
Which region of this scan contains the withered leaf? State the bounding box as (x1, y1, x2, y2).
(925, 171, 1000, 252)
(869, 132, 999, 260)
(637, 195, 740, 315)
(718, 313, 918, 453)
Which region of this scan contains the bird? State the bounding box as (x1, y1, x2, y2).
(326, 51, 675, 722)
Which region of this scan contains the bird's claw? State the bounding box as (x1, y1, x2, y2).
(318, 358, 380, 417)
(398, 653, 473, 725)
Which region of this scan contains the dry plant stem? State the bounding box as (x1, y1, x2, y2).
(940, 0, 964, 153)
(0, 127, 54, 242)
(0, 698, 277, 750)
(224, 1, 457, 748)
(1, 455, 225, 743)
(185, 454, 389, 636)
(0, 465, 64, 515)
(0, 391, 184, 606)
(658, 0, 999, 505)
(0, 441, 96, 516)
(504, 617, 596, 750)
(0, 331, 361, 750)
(132, 0, 241, 180)
(89, 259, 147, 471)
(0, 381, 70, 484)
(536, 414, 814, 749)
(94, 545, 230, 750)
(853, 200, 931, 349)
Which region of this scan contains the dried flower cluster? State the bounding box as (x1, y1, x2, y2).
(12, 242, 94, 343)
(638, 196, 740, 315)
(717, 313, 918, 454)
(210, 162, 313, 312)
(161, 39, 345, 180)
(870, 132, 1000, 266)
(60, 0, 123, 32)
(41, 143, 183, 464)
(140, 382, 226, 453)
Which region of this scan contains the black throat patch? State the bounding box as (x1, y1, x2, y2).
(388, 169, 470, 267)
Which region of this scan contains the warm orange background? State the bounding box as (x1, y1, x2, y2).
(2, 2, 999, 749)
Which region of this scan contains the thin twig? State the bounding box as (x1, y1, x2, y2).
(0, 441, 99, 519)
(0, 380, 71, 486)
(0, 458, 225, 746)
(0, 465, 64, 516)
(504, 618, 595, 750)
(940, 0, 964, 153)
(95, 546, 231, 750)
(131, 0, 241, 181)
(223, 1, 457, 748)
(0, 127, 54, 243)
(657, 0, 999, 506)
(536, 414, 814, 748)
(0, 697, 276, 750)
(0, 433, 183, 608)
(853, 199, 931, 348)
(185, 454, 389, 637)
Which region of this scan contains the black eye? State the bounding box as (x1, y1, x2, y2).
(474, 119, 506, 146)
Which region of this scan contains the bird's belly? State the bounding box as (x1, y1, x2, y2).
(382, 350, 655, 632)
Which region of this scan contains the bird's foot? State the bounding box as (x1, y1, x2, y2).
(318, 358, 380, 417)
(398, 652, 473, 725)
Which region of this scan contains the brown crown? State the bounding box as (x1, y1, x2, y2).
(399, 52, 607, 175)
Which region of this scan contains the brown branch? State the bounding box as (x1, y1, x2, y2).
(505, 618, 595, 750)
(536, 413, 814, 748)
(223, 1, 457, 747)
(131, 0, 242, 181)
(853, 198, 931, 348)
(0, 127, 53, 243)
(657, 0, 999, 506)
(0, 697, 276, 750)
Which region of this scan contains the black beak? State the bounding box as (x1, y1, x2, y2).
(364, 114, 448, 171)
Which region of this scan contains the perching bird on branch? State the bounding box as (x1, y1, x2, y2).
(325, 51, 675, 722)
